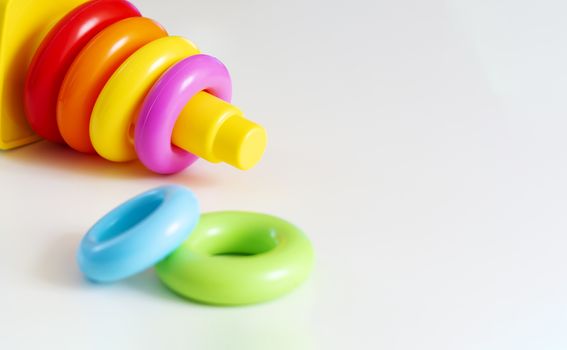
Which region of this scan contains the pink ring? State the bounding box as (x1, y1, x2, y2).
(135, 54, 232, 174)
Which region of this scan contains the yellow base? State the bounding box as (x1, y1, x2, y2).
(0, 0, 89, 150)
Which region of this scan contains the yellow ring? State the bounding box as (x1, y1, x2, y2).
(90, 36, 200, 162)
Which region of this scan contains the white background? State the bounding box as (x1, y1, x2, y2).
(2, 0, 567, 349)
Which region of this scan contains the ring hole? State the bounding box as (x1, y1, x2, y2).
(96, 192, 164, 242)
(200, 227, 278, 257)
(215, 252, 256, 257)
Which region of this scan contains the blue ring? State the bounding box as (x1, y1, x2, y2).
(77, 185, 200, 282)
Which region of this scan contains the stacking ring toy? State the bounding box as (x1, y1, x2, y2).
(135, 54, 231, 174)
(77, 185, 199, 282)
(155, 211, 315, 305)
(8, 0, 268, 174)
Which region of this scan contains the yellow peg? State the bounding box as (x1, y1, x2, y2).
(172, 92, 267, 170)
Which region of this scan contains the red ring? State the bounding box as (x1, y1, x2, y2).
(24, 0, 140, 143)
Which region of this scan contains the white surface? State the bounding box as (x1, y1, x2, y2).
(2, 0, 567, 348)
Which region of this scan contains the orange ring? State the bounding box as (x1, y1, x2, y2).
(57, 17, 167, 153)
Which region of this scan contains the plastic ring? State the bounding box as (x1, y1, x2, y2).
(90, 36, 200, 162)
(77, 185, 200, 282)
(135, 54, 232, 174)
(58, 17, 167, 153)
(155, 211, 314, 305)
(24, 0, 140, 143)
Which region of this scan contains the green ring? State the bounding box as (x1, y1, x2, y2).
(155, 211, 315, 305)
